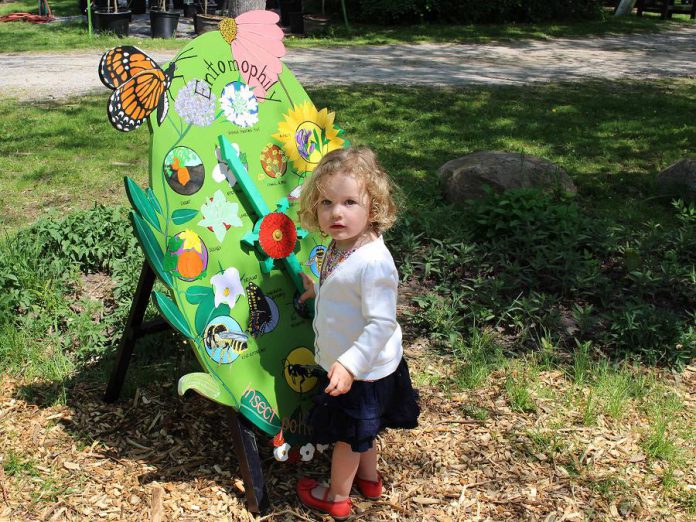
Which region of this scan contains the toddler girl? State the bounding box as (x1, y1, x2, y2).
(295, 146, 420, 520)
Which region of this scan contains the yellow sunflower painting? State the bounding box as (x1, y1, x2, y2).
(273, 101, 344, 173)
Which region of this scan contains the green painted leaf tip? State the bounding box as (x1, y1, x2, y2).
(178, 372, 237, 407)
(125, 177, 162, 233)
(130, 212, 173, 288)
(153, 291, 194, 339)
(146, 187, 163, 215)
(172, 208, 199, 225)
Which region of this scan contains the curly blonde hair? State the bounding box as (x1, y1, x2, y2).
(298, 147, 398, 235)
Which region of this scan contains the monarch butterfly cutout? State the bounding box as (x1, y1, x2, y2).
(99, 46, 191, 132)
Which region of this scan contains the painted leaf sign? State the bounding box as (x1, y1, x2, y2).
(99, 12, 348, 457)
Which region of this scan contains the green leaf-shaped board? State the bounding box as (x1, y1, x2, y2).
(114, 29, 346, 445)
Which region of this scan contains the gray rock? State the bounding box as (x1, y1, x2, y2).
(437, 151, 576, 204)
(656, 158, 696, 201)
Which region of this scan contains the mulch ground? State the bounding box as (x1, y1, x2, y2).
(1, 341, 694, 521)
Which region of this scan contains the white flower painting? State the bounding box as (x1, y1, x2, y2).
(210, 267, 245, 308)
(198, 190, 242, 243)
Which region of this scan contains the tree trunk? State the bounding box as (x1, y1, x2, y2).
(615, 0, 638, 16)
(225, 0, 266, 16)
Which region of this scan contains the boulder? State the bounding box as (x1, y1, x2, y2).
(656, 158, 696, 201)
(437, 151, 576, 204)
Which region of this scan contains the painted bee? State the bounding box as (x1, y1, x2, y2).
(204, 323, 248, 363)
(306, 245, 326, 278)
(285, 363, 324, 390)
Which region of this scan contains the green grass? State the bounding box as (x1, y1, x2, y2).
(7, 79, 695, 232)
(0, 0, 692, 53)
(287, 16, 680, 47)
(3, 449, 39, 477)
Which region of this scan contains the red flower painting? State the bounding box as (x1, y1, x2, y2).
(258, 212, 297, 259)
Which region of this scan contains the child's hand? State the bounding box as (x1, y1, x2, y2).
(325, 362, 354, 396)
(298, 272, 316, 304)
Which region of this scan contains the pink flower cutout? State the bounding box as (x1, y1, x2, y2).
(219, 11, 285, 101)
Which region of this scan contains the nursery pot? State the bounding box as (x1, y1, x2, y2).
(194, 12, 223, 34)
(129, 0, 146, 14)
(150, 9, 180, 38)
(279, 0, 300, 26)
(302, 14, 329, 35)
(94, 9, 131, 36)
(183, 2, 198, 17)
(288, 9, 303, 34)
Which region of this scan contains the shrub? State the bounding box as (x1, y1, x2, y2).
(341, 0, 605, 24)
(404, 193, 695, 366)
(0, 206, 140, 377)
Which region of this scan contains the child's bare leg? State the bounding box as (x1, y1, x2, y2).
(356, 440, 378, 481)
(312, 441, 359, 501)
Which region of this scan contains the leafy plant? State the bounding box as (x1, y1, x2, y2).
(0, 205, 141, 380)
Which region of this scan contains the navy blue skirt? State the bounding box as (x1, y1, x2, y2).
(307, 357, 420, 453)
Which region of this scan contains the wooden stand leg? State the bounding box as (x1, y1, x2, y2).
(230, 411, 270, 514)
(104, 261, 168, 403)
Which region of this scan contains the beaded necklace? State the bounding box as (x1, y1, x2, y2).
(320, 241, 357, 284)
(319, 233, 374, 284)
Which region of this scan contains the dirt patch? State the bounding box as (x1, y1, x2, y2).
(80, 272, 115, 304)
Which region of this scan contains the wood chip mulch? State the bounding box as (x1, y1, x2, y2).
(1, 344, 694, 521)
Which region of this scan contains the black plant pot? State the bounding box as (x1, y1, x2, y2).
(183, 2, 197, 17)
(94, 9, 131, 36)
(129, 0, 146, 14)
(303, 14, 329, 35)
(279, 0, 300, 26)
(194, 12, 222, 34)
(288, 10, 303, 34)
(150, 9, 179, 38)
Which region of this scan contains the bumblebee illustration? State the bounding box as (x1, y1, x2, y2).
(306, 245, 326, 278)
(204, 322, 248, 363)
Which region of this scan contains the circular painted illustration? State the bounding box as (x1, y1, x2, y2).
(306, 245, 326, 278)
(283, 347, 320, 394)
(164, 230, 209, 282)
(204, 316, 248, 364)
(164, 146, 205, 195)
(274, 102, 344, 173)
(213, 143, 248, 186)
(260, 144, 288, 178)
(246, 282, 280, 336)
(220, 80, 259, 128)
(174, 79, 217, 127)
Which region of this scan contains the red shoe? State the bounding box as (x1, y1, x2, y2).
(297, 477, 352, 520)
(353, 472, 383, 500)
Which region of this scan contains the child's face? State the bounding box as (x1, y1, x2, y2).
(317, 172, 371, 249)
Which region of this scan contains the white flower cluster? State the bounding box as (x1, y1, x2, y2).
(174, 79, 216, 127)
(220, 81, 259, 128)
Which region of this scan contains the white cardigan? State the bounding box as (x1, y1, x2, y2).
(312, 236, 403, 381)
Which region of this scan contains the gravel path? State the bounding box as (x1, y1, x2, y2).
(1, 22, 696, 100)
